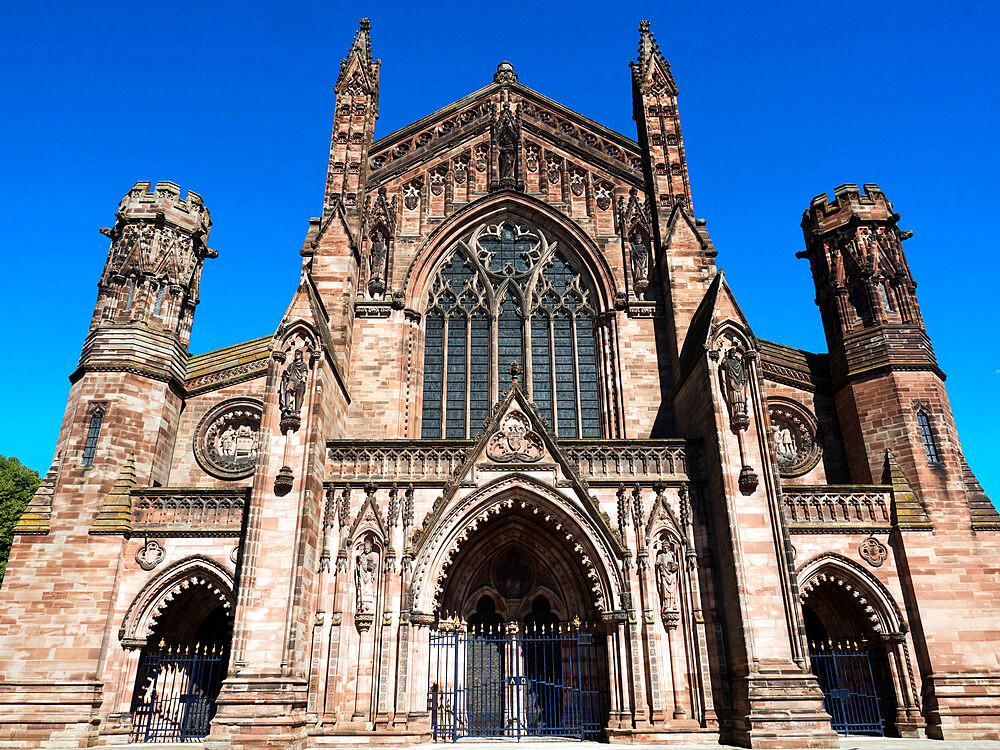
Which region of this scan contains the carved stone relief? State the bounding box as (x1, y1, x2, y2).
(486, 411, 544, 463)
(136, 539, 165, 571)
(194, 398, 263, 480)
(859, 536, 888, 568)
(767, 398, 822, 477)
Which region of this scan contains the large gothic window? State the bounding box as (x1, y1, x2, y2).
(421, 219, 601, 440)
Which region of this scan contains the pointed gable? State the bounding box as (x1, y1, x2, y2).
(678, 271, 756, 386)
(410, 382, 624, 558)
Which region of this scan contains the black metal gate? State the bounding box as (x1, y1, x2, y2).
(429, 620, 605, 741)
(130, 641, 226, 742)
(810, 641, 884, 736)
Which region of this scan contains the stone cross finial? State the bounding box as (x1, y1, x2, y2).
(507, 360, 521, 384)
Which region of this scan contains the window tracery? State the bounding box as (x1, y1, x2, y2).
(421, 219, 601, 439)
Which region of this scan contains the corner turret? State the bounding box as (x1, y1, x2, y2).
(93, 180, 214, 345)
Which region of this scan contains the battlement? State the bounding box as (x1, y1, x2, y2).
(114, 180, 212, 236)
(801, 183, 899, 242)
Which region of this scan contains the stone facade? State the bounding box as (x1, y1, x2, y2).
(1, 18, 998, 750)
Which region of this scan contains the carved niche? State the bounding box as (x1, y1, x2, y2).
(486, 411, 544, 463)
(767, 397, 822, 477)
(194, 398, 264, 480)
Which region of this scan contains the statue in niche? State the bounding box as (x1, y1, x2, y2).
(498, 133, 516, 180)
(368, 228, 388, 295)
(279, 349, 309, 416)
(355, 540, 379, 613)
(630, 229, 650, 292)
(654, 544, 678, 612)
(720, 340, 751, 430)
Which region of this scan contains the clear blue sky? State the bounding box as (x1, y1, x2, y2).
(1, 1, 997, 505)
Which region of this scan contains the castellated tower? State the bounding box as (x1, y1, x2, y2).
(800, 184, 1000, 738)
(0, 182, 213, 745)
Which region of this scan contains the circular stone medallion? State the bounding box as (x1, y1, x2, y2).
(194, 398, 264, 480)
(767, 398, 822, 478)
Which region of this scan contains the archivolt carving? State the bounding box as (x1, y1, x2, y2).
(797, 552, 904, 636)
(409, 475, 623, 616)
(119, 555, 235, 646)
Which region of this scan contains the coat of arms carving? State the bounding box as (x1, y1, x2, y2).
(486, 411, 544, 463)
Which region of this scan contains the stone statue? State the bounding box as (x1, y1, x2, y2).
(498, 135, 516, 180)
(773, 426, 796, 462)
(219, 426, 237, 457)
(279, 349, 309, 416)
(630, 230, 650, 291)
(720, 341, 750, 430)
(368, 229, 388, 293)
(355, 541, 379, 613)
(654, 546, 678, 612)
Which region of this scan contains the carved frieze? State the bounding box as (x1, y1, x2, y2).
(194, 398, 263, 480)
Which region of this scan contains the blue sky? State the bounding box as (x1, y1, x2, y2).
(1, 1, 997, 504)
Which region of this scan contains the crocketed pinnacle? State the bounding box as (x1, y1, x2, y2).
(336, 17, 380, 90)
(633, 19, 678, 94)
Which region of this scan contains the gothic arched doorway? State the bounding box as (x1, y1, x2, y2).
(129, 573, 234, 742)
(800, 563, 907, 737)
(430, 500, 610, 740)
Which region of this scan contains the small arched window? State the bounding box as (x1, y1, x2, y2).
(421, 219, 601, 439)
(81, 406, 105, 467)
(916, 410, 940, 464)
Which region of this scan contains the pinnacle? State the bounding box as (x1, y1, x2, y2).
(494, 60, 518, 84)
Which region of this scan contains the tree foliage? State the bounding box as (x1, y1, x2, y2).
(0, 455, 41, 584)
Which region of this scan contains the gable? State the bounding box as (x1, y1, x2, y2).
(366, 81, 644, 189)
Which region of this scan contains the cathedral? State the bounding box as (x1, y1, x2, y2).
(3, 19, 1000, 749)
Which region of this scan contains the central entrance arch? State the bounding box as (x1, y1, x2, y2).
(428, 492, 612, 740)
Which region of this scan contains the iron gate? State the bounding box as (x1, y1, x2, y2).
(429, 620, 605, 741)
(130, 641, 227, 742)
(810, 641, 884, 736)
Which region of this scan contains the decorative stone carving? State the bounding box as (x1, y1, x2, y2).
(194, 398, 263, 480)
(570, 170, 585, 196)
(595, 182, 612, 211)
(368, 228, 388, 296)
(654, 542, 678, 615)
(859, 536, 888, 568)
(355, 538, 379, 629)
(135, 539, 165, 571)
(403, 181, 421, 210)
(278, 342, 315, 434)
(719, 341, 751, 431)
(629, 229, 650, 292)
(767, 398, 822, 477)
(486, 411, 544, 463)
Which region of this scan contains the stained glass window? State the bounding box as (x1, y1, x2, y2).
(421, 219, 602, 439)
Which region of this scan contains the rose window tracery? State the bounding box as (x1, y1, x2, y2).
(421, 219, 601, 440)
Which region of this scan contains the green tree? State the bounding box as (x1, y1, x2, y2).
(0, 455, 40, 583)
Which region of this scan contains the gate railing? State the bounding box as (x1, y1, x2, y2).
(130, 641, 227, 743)
(429, 619, 605, 742)
(810, 640, 884, 736)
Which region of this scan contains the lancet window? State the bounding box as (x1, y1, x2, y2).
(421, 219, 601, 440)
(916, 410, 940, 464)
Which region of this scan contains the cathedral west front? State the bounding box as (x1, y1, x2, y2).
(2, 19, 999, 749)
